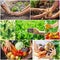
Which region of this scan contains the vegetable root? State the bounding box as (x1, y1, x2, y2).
(31, 12, 48, 19)
(31, 0, 59, 19)
(46, 11, 60, 19)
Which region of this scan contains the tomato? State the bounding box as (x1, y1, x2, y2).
(46, 32, 60, 39)
(46, 33, 50, 39)
(48, 33, 52, 38)
(12, 51, 17, 56)
(18, 50, 23, 56)
(13, 50, 23, 56)
(46, 36, 49, 39)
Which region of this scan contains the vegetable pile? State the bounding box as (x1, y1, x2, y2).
(46, 32, 60, 39)
(1, 40, 31, 60)
(45, 20, 60, 39)
(34, 42, 56, 58)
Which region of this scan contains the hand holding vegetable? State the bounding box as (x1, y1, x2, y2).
(28, 28, 45, 35)
(45, 21, 58, 30)
(33, 42, 56, 58)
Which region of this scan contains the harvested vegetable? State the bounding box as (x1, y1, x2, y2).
(6, 52, 12, 58)
(33, 41, 56, 59)
(31, 0, 59, 19)
(46, 32, 59, 39)
(15, 42, 24, 50)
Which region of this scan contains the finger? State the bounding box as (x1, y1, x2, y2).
(34, 41, 39, 53)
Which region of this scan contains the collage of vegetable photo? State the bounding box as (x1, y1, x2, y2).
(0, 0, 60, 60)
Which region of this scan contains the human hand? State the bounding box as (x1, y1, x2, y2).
(4, 40, 11, 51)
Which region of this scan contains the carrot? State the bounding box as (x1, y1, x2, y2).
(10, 43, 17, 52)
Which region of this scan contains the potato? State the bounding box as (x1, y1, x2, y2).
(6, 52, 12, 58)
(16, 56, 18, 60)
(10, 55, 15, 59)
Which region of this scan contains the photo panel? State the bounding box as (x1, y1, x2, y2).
(15, 20, 45, 40)
(0, 20, 15, 40)
(30, 0, 59, 20)
(32, 40, 60, 60)
(0, 39, 32, 60)
(45, 20, 60, 40)
(1, 0, 30, 20)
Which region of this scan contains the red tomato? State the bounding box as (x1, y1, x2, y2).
(46, 36, 49, 39)
(18, 50, 23, 56)
(46, 33, 50, 39)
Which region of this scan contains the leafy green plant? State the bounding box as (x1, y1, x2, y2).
(52, 40, 60, 59)
(0, 20, 15, 40)
(31, 0, 39, 7)
(11, 6, 19, 12)
(11, 2, 29, 12)
(15, 20, 45, 40)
